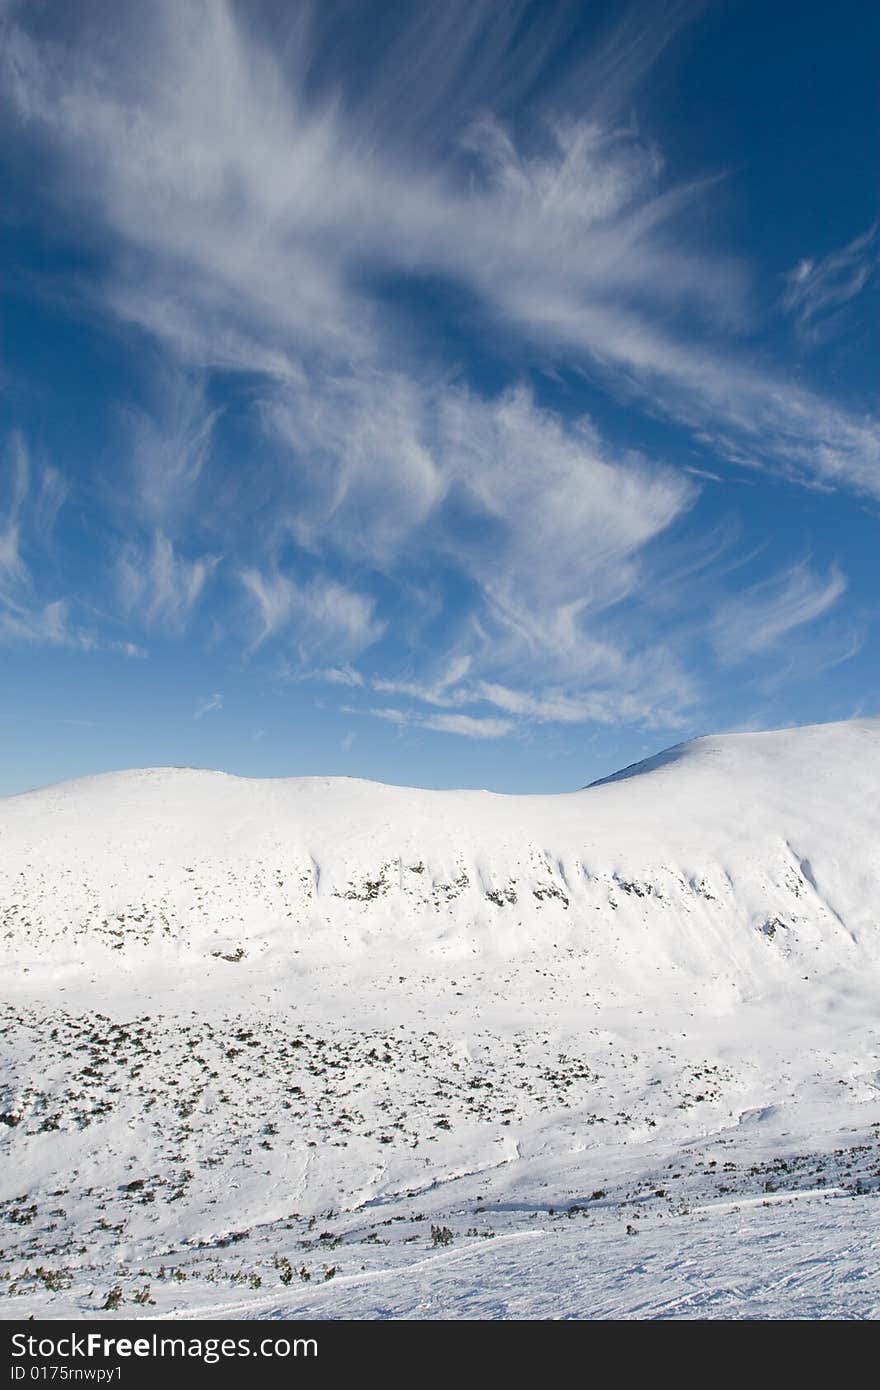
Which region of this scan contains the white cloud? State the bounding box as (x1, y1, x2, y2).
(317, 665, 365, 688)
(0, 589, 147, 656)
(119, 373, 220, 528)
(471, 679, 693, 728)
(711, 562, 847, 666)
(423, 712, 514, 739)
(117, 531, 216, 633)
(4, 0, 876, 503)
(435, 387, 693, 666)
(0, 433, 28, 578)
(256, 360, 707, 728)
(238, 569, 294, 646)
(261, 370, 445, 566)
(0, 434, 109, 652)
(1, 2, 871, 728)
(239, 568, 384, 659)
(783, 224, 877, 339)
(372, 657, 473, 709)
(0, 432, 66, 579)
(194, 692, 223, 719)
(248, 365, 699, 725)
(364, 645, 698, 735)
(264, 379, 694, 694)
(0, 594, 70, 646)
(369, 706, 514, 739)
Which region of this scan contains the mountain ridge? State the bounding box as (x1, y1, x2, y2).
(3, 714, 879, 990)
(7, 712, 879, 803)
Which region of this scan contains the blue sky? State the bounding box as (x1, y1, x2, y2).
(0, 0, 877, 796)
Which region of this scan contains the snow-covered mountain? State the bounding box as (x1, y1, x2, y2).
(5, 715, 880, 985)
(2, 717, 880, 1319)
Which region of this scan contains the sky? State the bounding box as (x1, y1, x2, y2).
(0, 0, 878, 797)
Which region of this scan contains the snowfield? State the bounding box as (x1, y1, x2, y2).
(1, 717, 879, 1319)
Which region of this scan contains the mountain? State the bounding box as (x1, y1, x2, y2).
(2, 717, 880, 1319)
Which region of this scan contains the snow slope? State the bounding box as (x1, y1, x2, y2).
(2, 717, 879, 1318)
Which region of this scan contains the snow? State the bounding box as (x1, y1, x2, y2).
(1, 716, 879, 1319)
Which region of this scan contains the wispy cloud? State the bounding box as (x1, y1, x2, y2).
(116, 531, 216, 634)
(194, 692, 223, 719)
(0, 589, 146, 657)
(363, 643, 697, 734)
(783, 224, 877, 341)
(0, 434, 121, 652)
(0, 432, 66, 580)
(4, 0, 876, 502)
(318, 666, 365, 688)
(0, 433, 29, 579)
(711, 561, 847, 666)
(423, 712, 514, 739)
(436, 388, 692, 659)
(372, 656, 473, 708)
(239, 568, 384, 659)
(119, 373, 220, 529)
(369, 706, 514, 740)
(471, 676, 696, 728)
(0, 595, 70, 646)
(0, 2, 871, 738)
(265, 381, 694, 693)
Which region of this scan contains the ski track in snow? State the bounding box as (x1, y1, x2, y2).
(1, 716, 879, 1319)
